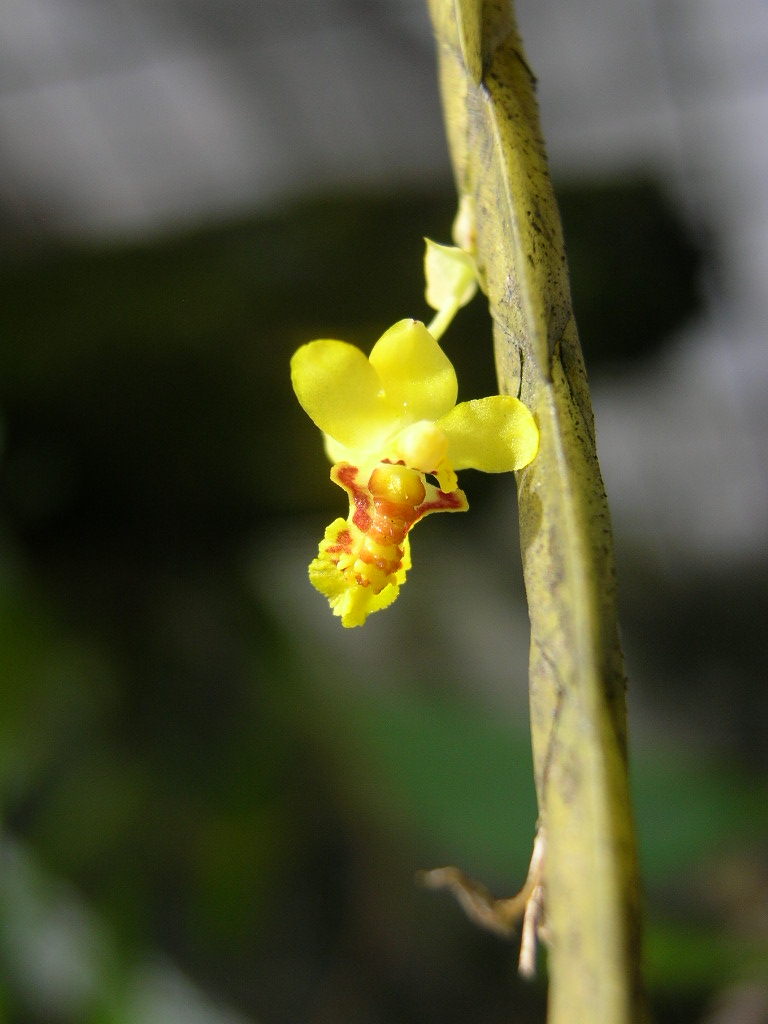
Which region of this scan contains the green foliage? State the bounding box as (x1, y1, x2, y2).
(0, 183, 757, 1024)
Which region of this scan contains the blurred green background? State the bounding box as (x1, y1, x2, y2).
(0, 180, 767, 1024)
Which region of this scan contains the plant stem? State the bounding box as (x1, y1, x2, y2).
(426, 2, 647, 1020)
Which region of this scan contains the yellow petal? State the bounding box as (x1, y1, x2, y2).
(434, 460, 459, 493)
(438, 396, 539, 472)
(416, 477, 469, 515)
(309, 520, 410, 627)
(323, 432, 356, 465)
(424, 239, 478, 311)
(368, 319, 458, 421)
(291, 339, 397, 449)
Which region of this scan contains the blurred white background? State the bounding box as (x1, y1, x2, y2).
(1, 4, 767, 1021)
(2, 0, 766, 562)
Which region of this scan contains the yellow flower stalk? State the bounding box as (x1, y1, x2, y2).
(290, 242, 539, 626)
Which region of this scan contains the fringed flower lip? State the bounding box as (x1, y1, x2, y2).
(290, 241, 539, 626)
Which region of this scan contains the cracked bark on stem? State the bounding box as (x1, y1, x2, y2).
(426, 1, 647, 1021)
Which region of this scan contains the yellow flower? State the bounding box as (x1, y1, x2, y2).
(290, 242, 539, 627)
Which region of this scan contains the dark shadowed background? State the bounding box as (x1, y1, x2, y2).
(1, 2, 767, 1022)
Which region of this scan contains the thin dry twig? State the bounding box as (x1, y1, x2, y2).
(419, 827, 547, 976)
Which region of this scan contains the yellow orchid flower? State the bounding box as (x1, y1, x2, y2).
(290, 242, 539, 627)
